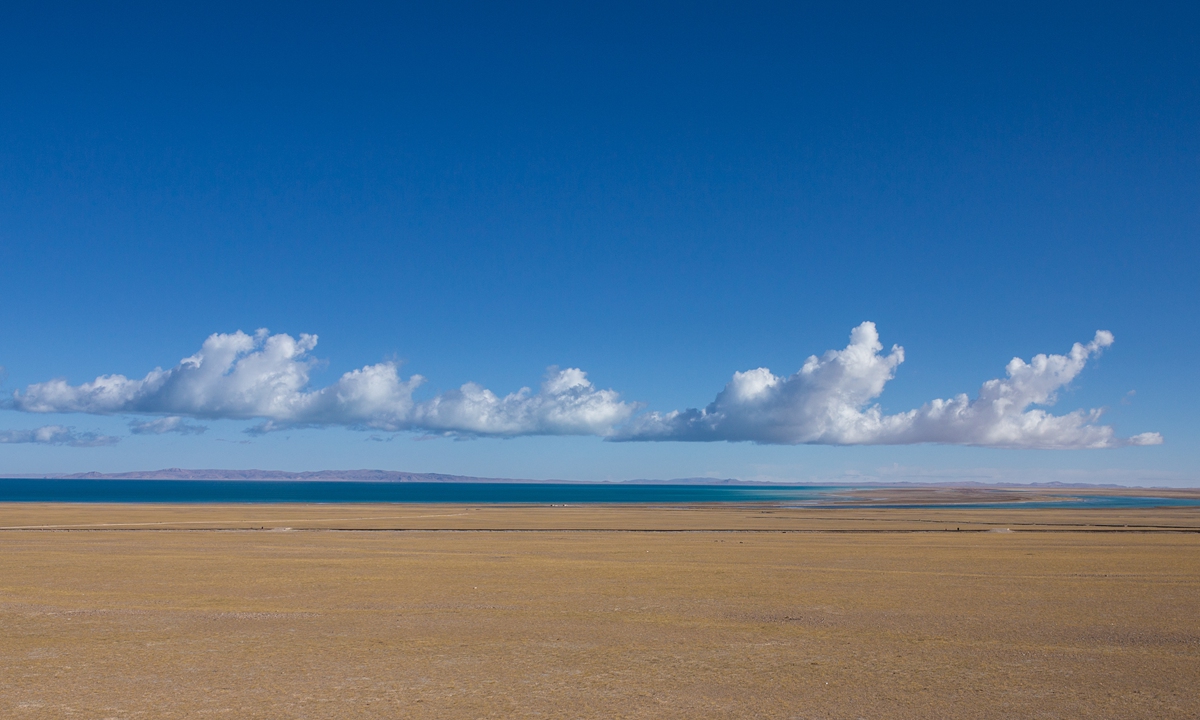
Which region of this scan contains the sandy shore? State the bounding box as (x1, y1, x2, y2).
(2, 502, 1198, 718)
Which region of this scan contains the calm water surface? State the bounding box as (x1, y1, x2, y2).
(0, 479, 1197, 508)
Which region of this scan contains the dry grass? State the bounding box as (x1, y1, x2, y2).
(2, 502, 1198, 718)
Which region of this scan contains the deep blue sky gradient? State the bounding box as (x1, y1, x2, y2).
(1, 2, 1197, 482)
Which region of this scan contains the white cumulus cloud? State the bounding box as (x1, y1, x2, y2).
(411, 367, 635, 437)
(11, 329, 637, 438)
(615, 322, 1161, 449)
(6, 325, 1161, 449)
(0, 425, 120, 447)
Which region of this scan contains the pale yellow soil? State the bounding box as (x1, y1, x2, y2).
(1, 502, 1198, 719)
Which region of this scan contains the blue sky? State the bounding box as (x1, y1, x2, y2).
(1, 2, 1196, 484)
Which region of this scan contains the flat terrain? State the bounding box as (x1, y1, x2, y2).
(2, 501, 1199, 718)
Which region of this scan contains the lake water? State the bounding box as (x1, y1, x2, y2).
(0, 479, 1197, 508)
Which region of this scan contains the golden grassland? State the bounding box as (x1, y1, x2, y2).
(2, 500, 1199, 718)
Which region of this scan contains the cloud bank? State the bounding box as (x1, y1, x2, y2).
(11, 330, 636, 437)
(6, 324, 1160, 449)
(129, 416, 208, 435)
(0, 425, 120, 447)
(615, 323, 1160, 449)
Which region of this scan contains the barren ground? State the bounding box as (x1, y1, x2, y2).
(2, 500, 1198, 718)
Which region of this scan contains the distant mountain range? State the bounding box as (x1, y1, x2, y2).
(57, 468, 512, 482)
(28, 468, 754, 484)
(2, 468, 1139, 488)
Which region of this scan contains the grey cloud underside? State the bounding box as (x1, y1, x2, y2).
(7, 325, 1161, 449)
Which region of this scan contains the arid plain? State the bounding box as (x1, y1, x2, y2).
(2, 495, 1199, 719)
